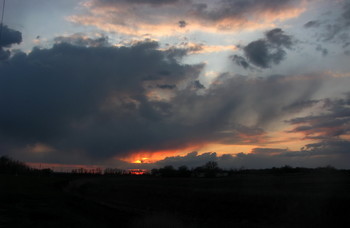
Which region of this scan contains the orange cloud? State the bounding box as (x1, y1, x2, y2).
(118, 145, 202, 164)
(69, 0, 308, 37)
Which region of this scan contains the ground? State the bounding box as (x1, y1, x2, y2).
(1, 172, 350, 227)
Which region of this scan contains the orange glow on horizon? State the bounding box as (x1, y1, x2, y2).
(119, 144, 204, 164)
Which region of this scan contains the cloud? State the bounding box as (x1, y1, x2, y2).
(92, 0, 182, 7)
(189, 0, 306, 28)
(251, 148, 290, 155)
(244, 39, 285, 68)
(287, 94, 350, 140)
(230, 55, 252, 70)
(237, 28, 295, 69)
(164, 42, 237, 61)
(304, 20, 321, 28)
(282, 99, 320, 113)
(0, 24, 22, 47)
(70, 0, 308, 36)
(283, 94, 350, 167)
(304, 1, 350, 51)
(303, 140, 350, 156)
(265, 28, 294, 48)
(178, 20, 187, 28)
(0, 25, 22, 60)
(154, 147, 350, 169)
(0, 39, 205, 162)
(54, 33, 109, 47)
(0, 36, 325, 165)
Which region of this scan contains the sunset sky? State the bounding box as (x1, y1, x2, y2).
(1, 0, 350, 170)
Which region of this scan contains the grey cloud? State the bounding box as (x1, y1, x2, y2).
(304, 20, 321, 28)
(94, 0, 182, 7)
(0, 25, 22, 60)
(54, 34, 109, 47)
(165, 43, 203, 60)
(191, 80, 205, 89)
(230, 55, 251, 69)
(243, 39, 286, 68)
(234, 28, 295, 69)
(0, 25, 22, 47)
(156, 151, 219, 168)
(178, 20, 187, 28)
(190, 0, 301, 24)
(315, 45, 328, 56)
(282, 100, 320, 113)
(154, 148, 350, 169)
(0, 38, 325, 165)
(286, 95, 350, 162)
(0, 40, 204, 161)
(305, 1, 350, 51)
(304, 140, 350, 156)
(0, 49, 10, 60)
(252, 148, 289, 155)
(156, 84, 177, 89)
(265, 28, 294, 48)
(246, 40, 285, 68)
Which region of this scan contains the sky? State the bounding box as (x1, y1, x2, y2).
(1, 0, 350, 170)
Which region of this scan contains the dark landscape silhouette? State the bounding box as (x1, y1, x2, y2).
(1, 156, 350, 228)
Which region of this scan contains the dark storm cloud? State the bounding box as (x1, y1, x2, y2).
(0, 40, 204, 160)
(233, 28, 295, 69)
(0, 25, 22, 60)
(243, 39, 285, 68)
(0, 36, 324, 164)
(0, 25, 22, 47)
(156, 84, 177, 90)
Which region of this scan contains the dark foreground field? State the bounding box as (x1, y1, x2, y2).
(1, 172, 350, 228)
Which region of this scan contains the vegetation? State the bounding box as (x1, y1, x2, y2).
(1, 156, 350, 227)
(0, 155, 53, 175)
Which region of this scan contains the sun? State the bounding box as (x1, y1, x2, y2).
(133, 158, 149, 164)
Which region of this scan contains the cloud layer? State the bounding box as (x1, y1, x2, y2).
(1, 0, 350, 169)
(0, 35, 332, 165)
(69, 0, 308, 36)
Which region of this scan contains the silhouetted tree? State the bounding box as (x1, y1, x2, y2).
(0, 156, 31, 174)
(178, 165, 191, 177)
(158, 165, 176, 177)
(203, 161, 220, 177)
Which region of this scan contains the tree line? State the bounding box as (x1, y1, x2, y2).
(1, 155, 348, 177)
